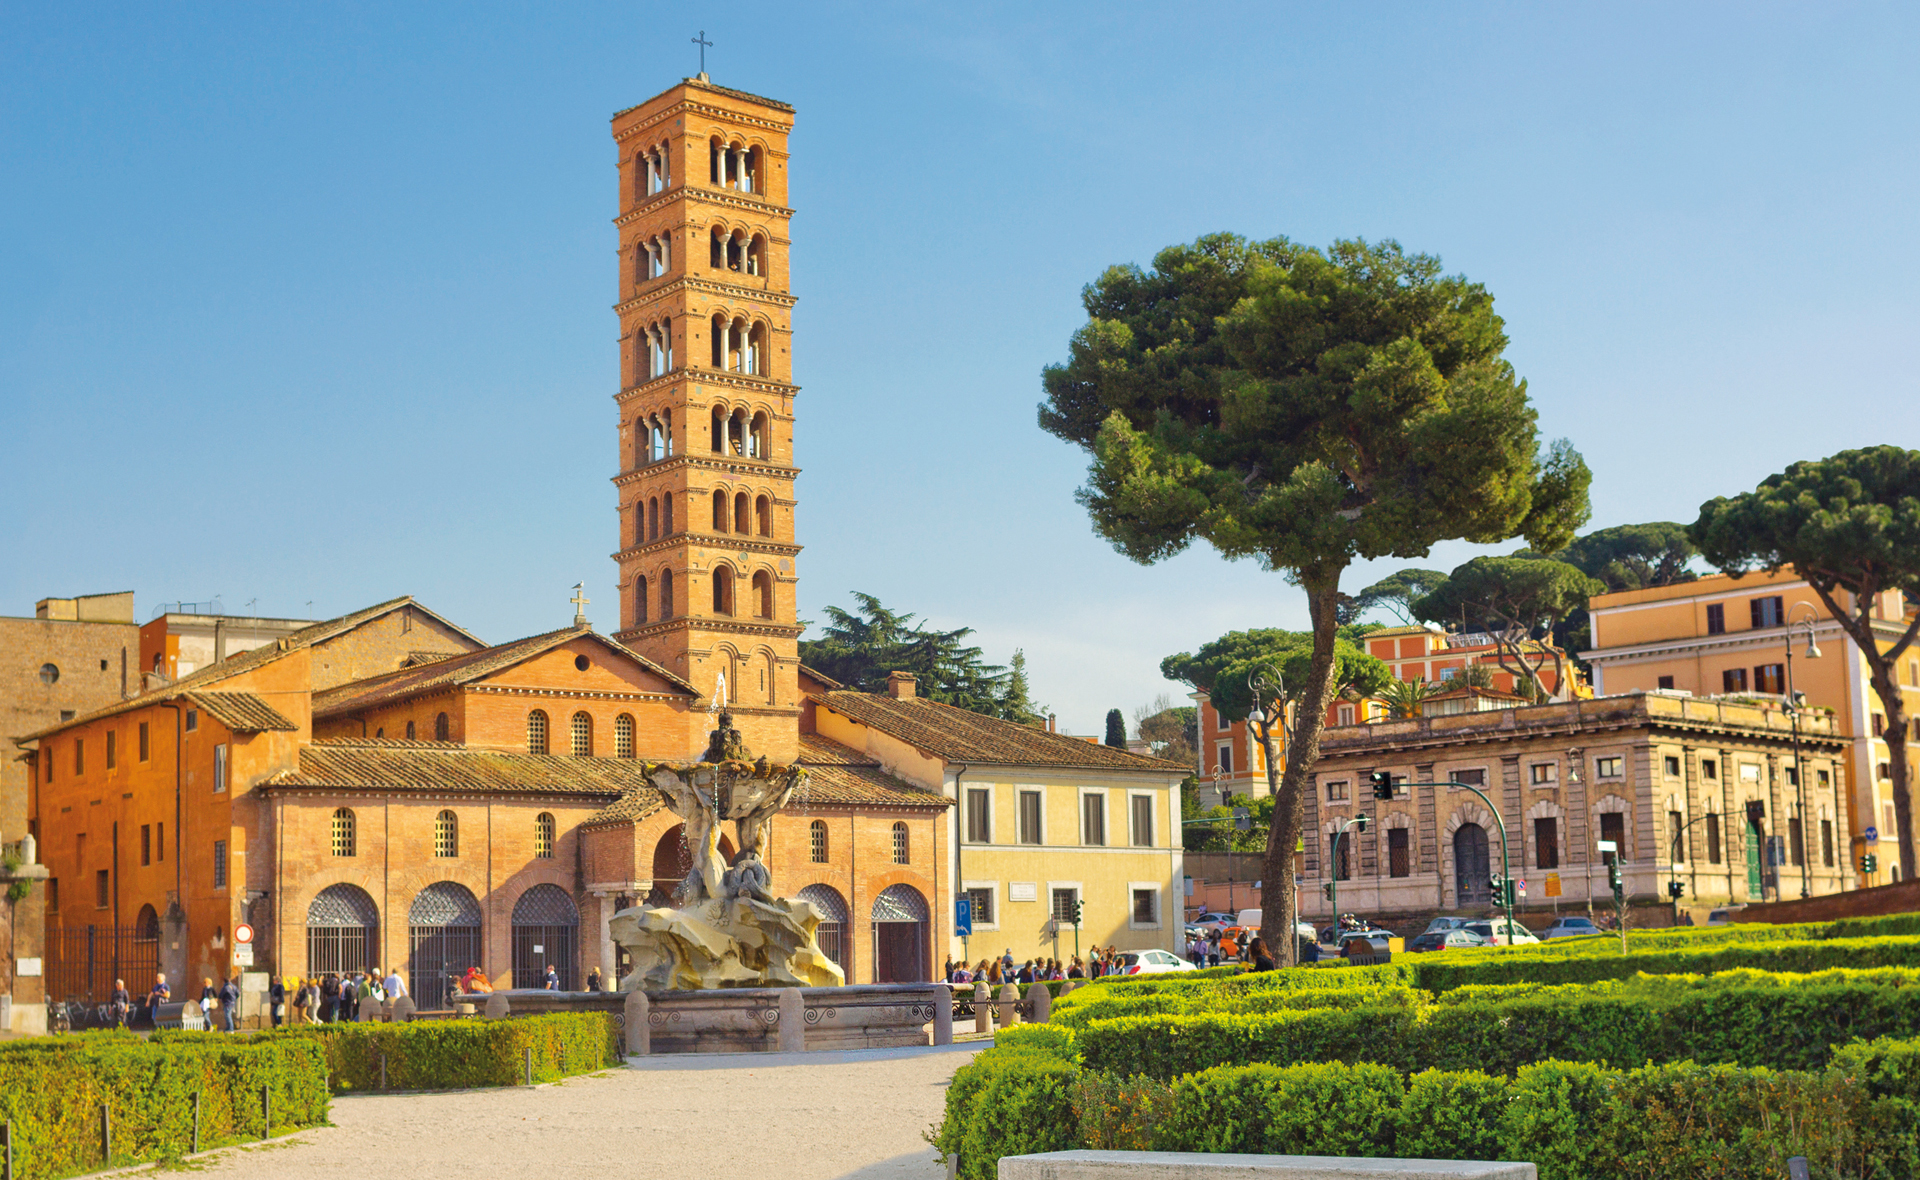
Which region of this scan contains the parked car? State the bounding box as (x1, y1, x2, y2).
(1320, 923, 1393, 945)
(1187, 912, 1236, 931)
(1706, 906, 1747, 926)
(1421, 916, 1472, 935)
(1337, 931, 1395, 956)
(1113, 949, 1197, 975)
(1541, 916, 1603, 940)
(1464, 919, 1540, 946)
(1408, 928, 1490, 952)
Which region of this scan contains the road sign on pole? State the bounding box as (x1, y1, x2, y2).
(955, 897, 972, 938)
(233, 924, 254, 945)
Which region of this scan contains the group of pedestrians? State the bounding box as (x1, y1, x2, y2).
(279, 967, 408, 1025)
(104, 972, 247, 1031)
(1184, 928, 1277, 971)
(944, 944, 1150, 984)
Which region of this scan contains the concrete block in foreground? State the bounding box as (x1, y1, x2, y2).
(998, 1151, 1536, 1180)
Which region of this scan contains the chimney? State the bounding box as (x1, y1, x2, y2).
(887, 671, 918, 699)
(1048, 713, 1057, 733)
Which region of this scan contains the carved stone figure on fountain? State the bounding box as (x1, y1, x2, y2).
(609, 712, 846, 990)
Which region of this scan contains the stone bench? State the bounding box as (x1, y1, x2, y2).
(997, 1151, 1535, 1180)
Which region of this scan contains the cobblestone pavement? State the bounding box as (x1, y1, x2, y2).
(186, 1043, 983, 1180)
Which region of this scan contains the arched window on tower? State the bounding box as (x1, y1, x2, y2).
(734, 492, 750, 534)
(527, 709, 549, 755)
(710, 404, 726, 452)
(809, 819, 828, 863)
(571, 711, 593, 757)
(712, 567, 734, 616)
(661, 570, 674, 619)
(712, 489, 729, 532)
(750, 412, 771, 459)
(651, 417, 666, 462)
(765, 652, 778, 704)
(745, 323, 764, 376)
(435, 809, 458, 858)
(535, 812, 556, 858)
(332, 808, 357, 857)
(635, 577, 649, 625)
(755, 495, 772, 537)
(614, 714, 635, 758)
(746, 234, 765, 277)
(434, 712, 450, 741)
(405, 720, 415, 739)
(892, 821, 910, 865)
(662, 494, 673, 534)
(710, 227, 725, 269)
(729, 409, 746, 454)
(648, 496, 659, 541)
(752, 570, 773, 619)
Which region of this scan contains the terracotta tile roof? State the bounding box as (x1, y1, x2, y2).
(797, 733, 876, 765)
(312, 626, 698, 720)
(812, 691, 1189, 773)
(15, 596, 470, 744)
(583, 785, 671, 827)
(584, 733, 945, 827)
(797, 664, 846, 690)
(185, 692, 297, 733)
(263, 739, 651, 798)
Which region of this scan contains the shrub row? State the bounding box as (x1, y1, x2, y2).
(937, 1038, 1920, 1180)
(0, 1031, 330, 1180)
(210, 1012, 621, 1090)
(1053, 984, 1411, 1030)
(1070, 977, 1920, 1079)
(1407, 934, 1920, 991)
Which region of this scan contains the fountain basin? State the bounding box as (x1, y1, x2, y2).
(480, 983, 947, 1054)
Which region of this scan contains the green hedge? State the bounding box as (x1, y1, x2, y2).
(937, 1044, 1920, 1180)
(1408, 934, 1920, 991)
(0, 1032, 330, 1180)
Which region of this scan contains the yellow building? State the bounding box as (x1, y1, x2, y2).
(807, 671, 1187, 971)
(1584, 570, 1918, 885)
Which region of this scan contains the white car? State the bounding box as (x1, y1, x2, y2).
(1113, 949, 1197, 975)
(1541, 916, 1602, 940)
(1465, 919, 1540, 946)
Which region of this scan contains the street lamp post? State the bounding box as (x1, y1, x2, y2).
(1371, 776, 1518, 943)
(1326, 813, 1371, 932)
(1783, 604, 1823, 899)
(1668, 811, 1721, 923)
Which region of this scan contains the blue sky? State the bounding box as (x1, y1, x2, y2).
(4, 2, 1916, 733)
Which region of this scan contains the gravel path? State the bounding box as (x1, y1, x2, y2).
(183, 1043, 981, 1180)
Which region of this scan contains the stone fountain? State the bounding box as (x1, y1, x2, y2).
(484, 713, 950, 1054)
(607, 712, 845, 990)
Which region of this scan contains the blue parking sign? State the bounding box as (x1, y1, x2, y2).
(956, 896, 973, 937)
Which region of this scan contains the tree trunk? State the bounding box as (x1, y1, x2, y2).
(1806, 582, 1920, 884)
(1260, 571, 1346, 969)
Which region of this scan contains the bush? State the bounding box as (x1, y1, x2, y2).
(1409, 935, 1920, 992)
(0, 1034, 330, 1180)
(1395, 1069, 1509, 1162)
(1156, 1062, 1403, 1157)
(1826, 912, 1920, 940)
(1068, 1070, 1174, 1151)
(993, 1023, 1078, 1059)
(932, 1048, 1080, 1180)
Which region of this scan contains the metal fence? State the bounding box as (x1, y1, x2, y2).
(408, 925, 481, 1010)
(46, 924, 158, 1004)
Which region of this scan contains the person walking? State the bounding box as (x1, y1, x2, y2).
(219, 976, 241, 1032)
(320, 974, 340, 1022)
(543, 964, 560, 991)
(585, 966, 603, 992)
(304, 978, 322, 1024)
(339, 972, 360, 1021)
(269, 976, 287, 1027)
(199, 977, 217, 1025)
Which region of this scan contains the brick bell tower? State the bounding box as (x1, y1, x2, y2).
(609, 75, 801, 761)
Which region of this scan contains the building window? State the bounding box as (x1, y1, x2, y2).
(1217, 744, 1233, 775)
(214, 743, 227, 793)
(571, 711, 593, 756)
(1668, 811, 1685, 862)
(1705, 813, 1722, 864)
(40, 663, 59, 685)
(1788, 816, 1804, 867)
(434, 712, 450, 741)
(1455, 768, 1486, 788)
(1873, 713, 1886, 737)
(615, 713, 635, 758)
(891, 821, 909, 865)
(1702, 759, 1717, 780)
(1594, 757, 1622, 779)
(532, 811, 555, 859)
(1131, 889, 1158, 926)
(1722, 668, 1749, 693)
(1131, 794, 1155, 848)
(1530, 763, 1557, 785)
(1664, 756, 1681, 777)
(1388, 828, 1410, 878)
(435, 809, 458, 858)
(1754, 664, 1785, 695)
(1051, 888, 1079, 924)
(331, 807, 357, 857)
(1751, 596, 1784, 629)
(1082, 793, 1106, 846)
(138, 721, 150, 762)
(809, 819, 828, 863)
(212, 840, 227, 890)
(527, 709, 549, 754)
(1337, 705, 1356, 726)
(1326, 780, 1350, 802)
(140, 824, 151, 866)
(1657, 675, 1675, 690)
(712, 566, 734, 615)
(965, 887, 994, 927)
(405, 720, 416, 740)
(1598, 813, 1626, 864)
(1706, 604, 1725, 635)
(1821, 819, 1835, 868)
(1534, 817, 1559, 868)
(1018, 790, 1042, 845)
(1328, 835, 1351, 881)
(1818, 769, 1829, 787)
(966, 788, 990, 843)
(74, 738, 84, 776)
(156, 822, 164, 862)
(1879, 762, 1892, 781)
(47, 879, 57, 910)
(96, 868, 110, 908)
(185, 709, 197, 732)
(106, 731, 116, 770)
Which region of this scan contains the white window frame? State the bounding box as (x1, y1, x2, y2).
(1016, 786, 1045, 846)
(1078, 787, 1108, 847)
(1127, 881, 1162, 930)
(1594, 756, 1624, 779)
(1128, 792, 1157, 848)
(1529, 762, 1557, 785)
(960, 880, 1001, 932)
(213, 743, 228, 793)
(1337, 704, 1355, 726)
(1215, 743, 1233, 775)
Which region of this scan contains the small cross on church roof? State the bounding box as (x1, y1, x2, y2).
(571, 583, 590, 628)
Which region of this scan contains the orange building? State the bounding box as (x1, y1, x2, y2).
(1584, 570, 1916, 885)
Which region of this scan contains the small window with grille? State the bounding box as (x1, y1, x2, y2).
(535, 812, 555, 859)
(435, 809, 458, 857)
(527, 710, 549, 754)
(571, 711, 593, 756)
(809, 819, 828, 863)
(615, 713, 635, 758)
(891, 821, 909, 864)
(331, 808, 356, 857)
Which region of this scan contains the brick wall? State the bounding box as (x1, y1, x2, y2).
(0, 617, 138, 842)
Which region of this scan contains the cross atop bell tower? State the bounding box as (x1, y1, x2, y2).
(609, 77, 801, 760)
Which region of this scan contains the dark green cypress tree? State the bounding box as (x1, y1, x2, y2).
(1104, 708, 1127, 747)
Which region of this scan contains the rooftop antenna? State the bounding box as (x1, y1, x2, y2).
(692, 30, 712, 76)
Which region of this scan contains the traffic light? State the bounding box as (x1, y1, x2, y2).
(1487, 877, 1516, 908)
(1070, 899, 1084, 925)
(1667, 881, 1685, 899)
(1323, 882, 1336, 901)
(1354, 814, 1369, 834)
(1861, 853, 1879, 875)
(1369, 771, 1394, 801)
(1607, 859, 1623, 891)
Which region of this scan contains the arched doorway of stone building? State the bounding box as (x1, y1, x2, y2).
(307, 884, 379, 976)
(130, 904, 161, 986)
(1453, 824, 1491, 908)
(647, 824, 736, 906)
(511, 884, 579, 990)
(870, 884, 929, 983)
(407, 882, 481, 1010)
(795, 884, 849, 980)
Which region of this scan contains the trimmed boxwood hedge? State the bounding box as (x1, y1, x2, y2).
(0, 1030, 330, 1180)
(1407, 934, 1920, 991)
